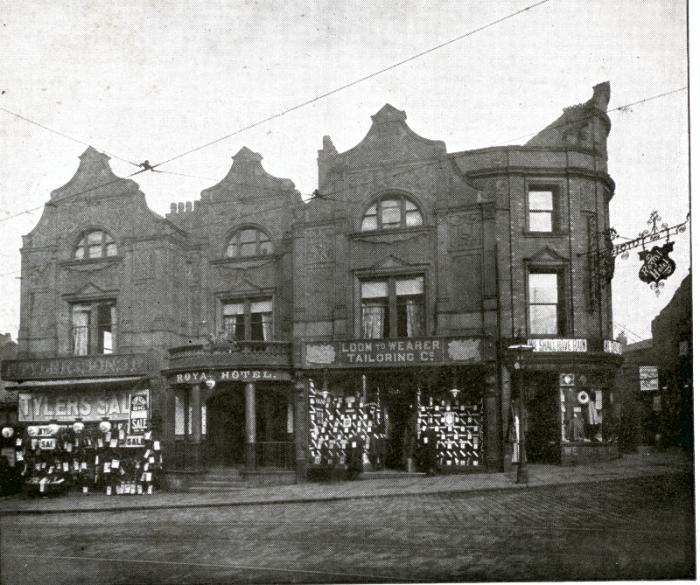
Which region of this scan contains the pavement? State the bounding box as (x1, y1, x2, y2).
(0, 448, 692, 516)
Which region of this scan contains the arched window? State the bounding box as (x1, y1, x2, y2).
(361, 196, 423, 231)
(74, 230, 117, 259)
(226, 228, 272, 258)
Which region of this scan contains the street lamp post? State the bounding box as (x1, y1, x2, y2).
(508, 339, 534, 484)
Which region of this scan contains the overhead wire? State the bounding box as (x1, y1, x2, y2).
(613, 321, 646, 342)
(0, 85, 689, 223)
(0, 106, 141, 168)
(148, 0, 552, 170)
(495, 86, 688, 145)
(0, 169, 150, 223)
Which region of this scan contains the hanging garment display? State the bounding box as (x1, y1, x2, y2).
(13, 423, 162, 496)
(416, 398, 483, 470)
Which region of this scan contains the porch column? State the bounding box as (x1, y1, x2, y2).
(484, 367, 501, 472)
(190, 383, 202, 470)
(245, 382, 256, 470)
(294, 377, 309, 483)
(501, 365, 514, 473)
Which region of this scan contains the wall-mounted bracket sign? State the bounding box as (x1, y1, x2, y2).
(585, 211, 688, 296)
(303, 336, 486, 368)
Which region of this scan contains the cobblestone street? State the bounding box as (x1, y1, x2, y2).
(1, 473, 694, 584)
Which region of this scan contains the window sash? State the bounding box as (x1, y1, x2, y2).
(71, 305, 90, 356)
(361, 281, 388, 299)
(227, 229, 272, 258)
(528, 190, 553, 211)
(528, 272, 561, 335)
(222, 297, 273, 340)
(528, 189, 555, 232)
(360, 276, 425, 338)
(361, 197, 423, 231)
(72, 301, 116, 355)
(529, 211, 553, 232)
(75, 231, 116, 259)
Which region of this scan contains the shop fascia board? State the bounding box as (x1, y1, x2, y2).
(5, 376, 146, 389)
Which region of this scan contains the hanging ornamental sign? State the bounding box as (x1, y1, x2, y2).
(638, 241, 676, 285)
(587, 211, 687, 296)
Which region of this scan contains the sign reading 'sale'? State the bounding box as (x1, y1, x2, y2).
(639, 242, 676, 285)
(128, 390, 149, 435)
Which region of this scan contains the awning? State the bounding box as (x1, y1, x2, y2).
(5, 376, 145, 390)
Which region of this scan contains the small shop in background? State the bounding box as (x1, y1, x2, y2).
(1, 387, 162, 496)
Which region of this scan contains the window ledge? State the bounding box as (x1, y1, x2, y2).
(211, 254, 280, 265)
(522, 230, 568, 238)
(59, 256, 124, 269)
(350, 226, 431, 238)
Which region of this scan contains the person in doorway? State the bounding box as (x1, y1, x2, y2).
(422, 427, 438, 476)
(346, 432, 363, 480)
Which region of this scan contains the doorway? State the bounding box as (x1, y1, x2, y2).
(206, 389, 246, 466)
(524, 372, 561, 464)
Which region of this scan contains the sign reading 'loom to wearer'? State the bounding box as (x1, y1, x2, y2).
(303, 337, 483, 368)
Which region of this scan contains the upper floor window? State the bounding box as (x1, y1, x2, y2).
(361, 276, 424, 339)
(361, 196, 423, 231)
(527, 188, 556, 233)
(527, 271, 564, 335)
(71, 300, 116, 355)
(222, 298, 272, 341)
(226, 228, 272, 258)
(74, 230, 117, 259)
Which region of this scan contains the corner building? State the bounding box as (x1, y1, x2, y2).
(2, 83, 622, 486)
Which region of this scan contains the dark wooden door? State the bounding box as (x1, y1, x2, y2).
(207, 390, 245, 466)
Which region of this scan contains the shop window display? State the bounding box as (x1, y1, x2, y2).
(307, 383, 386, 474)
(560, 386, 604, 443)
(307, 381, 484, 476)
(9, 422, 162, 496)
(416, 397, 483, 470)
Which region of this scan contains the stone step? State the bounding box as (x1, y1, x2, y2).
(188, 485, 247, 492)
(358, 471, 426, 480)
(192, 479, 246, 487)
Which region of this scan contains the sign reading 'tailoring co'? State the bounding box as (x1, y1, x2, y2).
(303, 337, 487, 368)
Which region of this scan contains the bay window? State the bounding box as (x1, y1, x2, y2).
(361, 276, 424, 339)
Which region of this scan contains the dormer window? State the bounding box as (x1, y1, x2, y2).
(361, 196, 423, 231)
(226, 228, 272, 258)
(74, 230, 117, 259)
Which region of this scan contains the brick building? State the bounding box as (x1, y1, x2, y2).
(651, 272, 692, 450)
(2, 83, 623, 485)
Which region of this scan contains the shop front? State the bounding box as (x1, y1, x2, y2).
(506, 338, 623, 466)
(300, 335, 499, 477)
(0, 354, 163, 495)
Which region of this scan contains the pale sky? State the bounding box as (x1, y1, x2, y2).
(0, 0, 690, 343)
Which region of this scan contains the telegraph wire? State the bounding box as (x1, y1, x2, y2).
(0, 85, 689, 224)
(613, 321, 646, 342)
(496, 86, 688, 145)
(0, 170, 149, 224)
(0, 106, 141, 168)
(149, 0, 552, 169)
